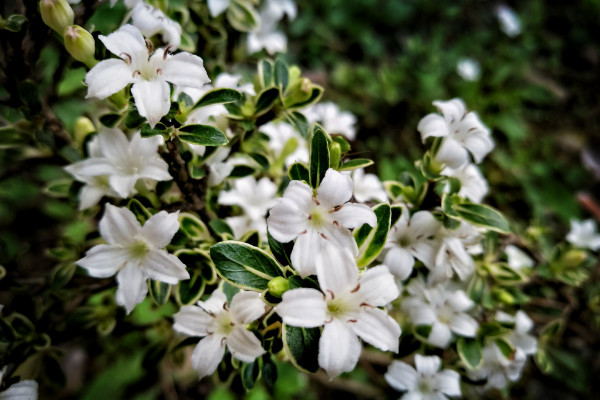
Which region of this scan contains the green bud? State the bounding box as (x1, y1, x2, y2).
(40, 0, 74, 35)
(267, 277, 290, 298)
(74, 116, 95, 147)
(329, 142, 341, 169)
(561, 249, 587, 268)
(64, 25, 96, 68)
(283, 77, 312, 108)
(493, 289, 515, 304)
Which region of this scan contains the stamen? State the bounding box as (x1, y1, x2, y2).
(156, 68, 162, 75)
(230, 322, 235, 326)
(132, 70, 141, 78)
(351, 283, 360, 293)
(206, 330, 214, 335)
(320, 233, 329, 240)
(308, 215, 312, 220)
(300, 230, 307, 235)
(312, 197, 320, 206)
(360, 302, 374, 308)
(333, 220, 340, 227)
(324, 316, 334, 324)
(120, 52, 132, 65)
(347, 319, 357, 323)
(163, 45, 174, 60)
(331, 204, 343, 212)
(221, 337, 227, 345)
(145, 39, 154, 54)
(326, 289, 335, 299)
(222, 302, 228, 311)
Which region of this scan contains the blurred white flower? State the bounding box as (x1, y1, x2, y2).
(496, 310, 537, 356)
(456, 57, 481, 82)
(76, 205, 189, 313)
(304, 102, 357, 141)
(432, 222, 481, 282)
(495, 5, 521, 37)
(566, 219, 600, 251)
(247, 14, 287, 55)
(418, 98, 494, 168)
(260, 121, 308, 166)
(469, 342, 527, 389)
(173, 289, 266, 379)
(351, 168, 388, 203)
(0, 366, 38, 400)
(263, 0, 297, 21)
(131, 3, 182, 49)
(385, 354, 461, 400)
(207, 0, 231, 17)
(504, 245, 534, 270)
(441, 163, 488, 203)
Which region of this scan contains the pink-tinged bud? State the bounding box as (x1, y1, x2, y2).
(64, 25, 96, 67)
(40, 0, 74, 35)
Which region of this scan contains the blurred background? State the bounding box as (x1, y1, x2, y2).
(1, 0, 600, 398)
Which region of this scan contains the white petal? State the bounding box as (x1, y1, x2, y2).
(417, 114, 448, 141)
(275, 288, 327, 327)
(427, 321, 452, 348)
(98, 127, 131, 161)
(449, 313, 478, 337)
(161, 20, 182, 48)
(77, 244, 129, 278)
(320, 221, 359, 257)
(463, 132, 494, 163)
(410, 211, 441, 237)
(434, 137, 469, 168)
(408, 303, 437, 326)
(85, 59, 133, 99)
(350, 307, 400, 352)
(78, 185, 107, 210)
(267, 198, 309, 244)
(162, 52, 210, 88)
(333, 203, 377, 229)
(318, 319, 361, 378)
(435, 370, 461, 396)
(139, 159, 172, 182)
(290, 229, 322, 277)
(282, 180, 314, 212)
(433, 99, 466, 123)
(142, 250, 189, 284)
(173, 305, 213, 337)
(99, 24, 147, 59)
(198, 289, 228, 315)
(514, 310, 534, 333)
(415, 354, 441, 374)
(447, 290, 474, 312)
(316, 244, 358, 294)
(99, 204, 141, 245)
(0, 380, 38, 400)
(384, 247, 415, 281)
(65, 158, 118, 178)
(230, 291, 265, 324)
(108, 175, 139, 198)
(207, 0, 230, 16)
(356, 265, 399, 306)
(131, 79, 171, 128)
(226, 327, 265, 363)
(316, 169, 353, 207)
(115, 263, 148, 314)
(142, 211, 180, 248)
(385, 361, 417, 391)
(191, 334, 225, 379)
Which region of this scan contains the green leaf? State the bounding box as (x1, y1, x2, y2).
(338, 158, 374, 171)
(309, 127, 330, 189)
(241, 359, 260, 390)
(267, 230, 294, 268)
(249, 153, 269, 170)
(127, 198, 152, 224)
(457, 337, 483, 369)
(260, 60, 273, 87)
(178, 124, 228, 146)
(495, 338, 515, 359)
(452, 201, 511, 234)
(286, 86, 323, 109)
(99, 113, 121, 128)
(4, 14, 28, 32)
(274, 59, 289, 91)
(179, 213, 211, 241)
(254, 87, 280, 116)
(192, 88, 243, 110)
(149, 280, 171, 305)
(45, 179, 72, 197)
(229, 165, 255, 178)
(288, 162, 310, 182)
(0, 127, 24, 146)
(390, 204, 404, 227)
(285, 111, 310, 138)
(210, 241, 285, 291)
(125, 106, 145, 129)
(175, 271, 206, 305)
(354, 203, 391, 267)
(226, 0, 259, 32)
(141, 122, 167, 138)
(209, 219, 234, 239)
(283, 324, 320, 373)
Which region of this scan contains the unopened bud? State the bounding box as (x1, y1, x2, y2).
(267, 277, 290, 298)
(74, 116, 95, 147)
(329, 142, 341, 169)
(40, 0, 74, 35)
(561, 249, 587, 268)
(64, 25, 96, 68)
(283, 77, 313, 108)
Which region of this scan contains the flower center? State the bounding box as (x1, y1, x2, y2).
(128, 240, 149, 260)
(417, 376, 434, 394)
(213, 312, 234, 336)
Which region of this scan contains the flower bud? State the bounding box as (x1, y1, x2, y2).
(561, 249, 587, 268)
(283, 77, 313, 108)
(329, 141, 341, 169)
(64, 25, 97, 68)
(74, 116, 95, 148)
(267, 277, 290, 298)
(40, 0, 74, 35)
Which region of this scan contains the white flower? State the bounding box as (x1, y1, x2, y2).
(566, 219, 600, 251)
(275, 245, 401, 378)
(173, 289, 266, 379)
(385, 354, 461, 400)
(267, 168, 377, 277)
(383, 208, 440, 281)
(64, 128, 171, 202)
(85, 24, 209, 127)
(207, 0, 231, 17)
(495, 310, 537, 356)
(431, 222, 480, 282)
(441, 163, 488, 203)
(495, 5, 521, 37)
(263, 0, 297, 21)
(110, 0, 141, 8)
(218, 176, 278, 237)
(456, 57, 481, 82)
(304, 102, 357, 141)
(468, 343, 526, 389)
(247, 11, 287, 54)
(131, 3, 182, 49)
(351, 168, 387, 203)
(504, 245, 534, 270)
(0, 366, 38, 400)
(76, 204, 189, 313)
(260, 121, 308, 166)
(418, 99, 494, 168)
(403, 281, 478, 348)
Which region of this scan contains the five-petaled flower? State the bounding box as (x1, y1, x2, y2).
(77, 204, 189, 313)
(275, 244, 401, 378)
(173, 289, 266, 379)
(267, 168, 377, 276)
(85, 24, 209, 127)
